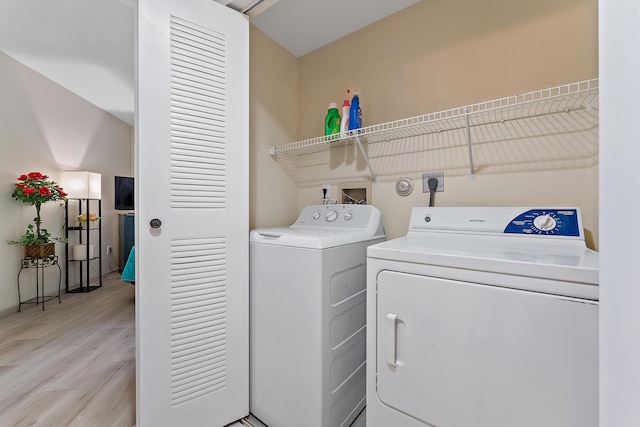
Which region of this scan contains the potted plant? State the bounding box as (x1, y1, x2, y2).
(7, 172, 67, 258)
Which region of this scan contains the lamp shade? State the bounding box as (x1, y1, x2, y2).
(63, 171, 102, 199)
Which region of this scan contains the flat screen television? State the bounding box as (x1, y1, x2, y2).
(115, 176, 134, 211)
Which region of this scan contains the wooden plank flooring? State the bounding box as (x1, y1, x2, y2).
(0, 275, 135, 427)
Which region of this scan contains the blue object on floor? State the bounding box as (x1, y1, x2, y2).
(121, 246, 135, 283)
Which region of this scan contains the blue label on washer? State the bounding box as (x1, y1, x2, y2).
(504, 209, 580, 236)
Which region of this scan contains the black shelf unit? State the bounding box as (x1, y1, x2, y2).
(65, 199, 102, 293)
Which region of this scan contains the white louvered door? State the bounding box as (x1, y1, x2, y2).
(135, 1, 248, 426)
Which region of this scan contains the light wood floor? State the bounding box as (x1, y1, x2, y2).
(0, 275, 136, 427)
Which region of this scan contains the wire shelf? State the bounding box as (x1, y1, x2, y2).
(269, 79, 599, 187)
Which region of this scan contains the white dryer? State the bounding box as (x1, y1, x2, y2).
(250, 204, 385, 427)
(366, 207, 599, 427)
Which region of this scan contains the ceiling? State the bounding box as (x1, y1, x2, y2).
(246, 0, 420, 57)
(0, 0, 419, 125)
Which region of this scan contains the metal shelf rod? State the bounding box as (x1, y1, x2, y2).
(464, 107, 476, 181)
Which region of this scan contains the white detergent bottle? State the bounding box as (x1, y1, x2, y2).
(340, 98, 350, 136)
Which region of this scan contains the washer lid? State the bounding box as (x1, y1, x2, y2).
(251, 227, 384, 249)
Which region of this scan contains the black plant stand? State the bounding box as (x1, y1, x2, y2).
(17, 255, 62, 311)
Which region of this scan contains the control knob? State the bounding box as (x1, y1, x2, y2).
(326, 211, 338, 222)
(533, 214, 557, 231)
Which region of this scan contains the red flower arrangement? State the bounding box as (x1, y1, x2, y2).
(9, 172, 68, 246)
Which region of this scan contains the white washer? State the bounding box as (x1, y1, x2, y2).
(250, 204, 385, 427)
(366, 207, 599, 427)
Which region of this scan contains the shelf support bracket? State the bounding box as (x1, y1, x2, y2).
(464, 107, 476, 181)
(354, 135, 377, 182)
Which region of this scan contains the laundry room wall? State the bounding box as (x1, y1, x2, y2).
(249, 26, 300, 230)
(295, 0, 599, 247)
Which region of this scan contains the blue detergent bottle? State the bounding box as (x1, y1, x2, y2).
(348, 90, 362, 131)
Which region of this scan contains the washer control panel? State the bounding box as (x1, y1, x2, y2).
(294, 204, 379, 230)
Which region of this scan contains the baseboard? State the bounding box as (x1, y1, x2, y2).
(0, 304, 18, 319)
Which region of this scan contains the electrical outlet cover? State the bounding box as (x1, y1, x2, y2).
(422, 172, 444, 192)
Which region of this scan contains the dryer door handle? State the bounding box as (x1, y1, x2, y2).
(386, 313, 399, 367)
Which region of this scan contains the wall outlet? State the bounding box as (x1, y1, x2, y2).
(107, 245, 112, 254)
(322, 184, 330, 198)
(422, 171, 445, 192)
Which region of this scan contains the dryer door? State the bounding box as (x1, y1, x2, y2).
(376, 270, 598, 427)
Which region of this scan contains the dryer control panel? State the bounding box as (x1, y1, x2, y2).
(503, 209, 580, 236)
(409, 207, 582, 239)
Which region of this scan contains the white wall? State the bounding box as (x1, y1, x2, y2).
(599, 1, 640, 425)
(0, 51, 133, 313)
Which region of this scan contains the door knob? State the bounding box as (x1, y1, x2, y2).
(150, 218, 162, 229)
